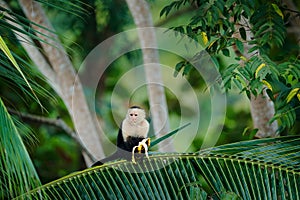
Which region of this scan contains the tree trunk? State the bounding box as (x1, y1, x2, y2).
(235, 18, 278, 138)
(18, 0, 104, 165)
(250, 92, 278, 138)
(125, 0, 172, 151)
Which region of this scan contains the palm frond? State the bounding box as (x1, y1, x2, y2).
(0, 6, 59, 46)
(0, 98, 40, 199)
(36, 0, 92, 18)
(17, 136, 300, 199)
(0, 4, 79, 57)
(150, 123, 191, 147)
(0, 35, 44, 107)
(0, 51, 54, 108)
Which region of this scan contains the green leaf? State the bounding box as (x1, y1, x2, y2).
(272, 104, 297, 130)
(18, 136, 300, 199)
(250, 4, 286, 48)
(225, 0, 235, 8)
(0, 98, 40, 199)
(286, 88, 300, 103)
(239, 27, 247, 40)
(150, 122, 191, 148)
(272, 3, 284, 19)
(0, 36, 42, 107)
(173, 61, 185, 77)
(183, 63, 192, 76)
(235, 39, 244, 54)
(160, 5, 171, 17)
(222, 48, 230, 57)
(233, 77, 243, 90)
(249, 128, 259, 139)
(36, 0, 91, 19)
(248, 45, 259, 53)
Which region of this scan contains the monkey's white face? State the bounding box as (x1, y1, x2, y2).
(123, 107, 149, 140)
(127, 108, 145, 125)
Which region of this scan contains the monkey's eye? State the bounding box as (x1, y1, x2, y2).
(134, 114, 138, 116)
(130, 114, 133, 116)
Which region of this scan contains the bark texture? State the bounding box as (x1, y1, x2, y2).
(250, 92, 278, 137)
(235, 17, 278, 138)
(125, 0, 172, 151)
(17, 0, 104, 165)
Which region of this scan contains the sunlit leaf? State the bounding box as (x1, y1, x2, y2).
(255, 63, 266, 78)
(262, 80, 272, 91)
(201, 32, 208, 45)
(272, 3, 284, 19)
(286, 88, 300, 103)
(0, 36, 42, 107)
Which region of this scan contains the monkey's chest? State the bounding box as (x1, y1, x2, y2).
(122, 124, 148, 141)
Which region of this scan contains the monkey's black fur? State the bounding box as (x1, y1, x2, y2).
(129, 105, 141, 109)
(91, 123, 146, 167)
(91, 106, 148, 167)
(91, 136, 145, 166)
(116, 122, 145, 151)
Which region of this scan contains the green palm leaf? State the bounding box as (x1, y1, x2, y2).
(0, 36, 36, 94)
(17, 136, 300, 199)
(0, 98, 40, 199)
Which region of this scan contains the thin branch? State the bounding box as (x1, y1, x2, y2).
(155, 6, 196, 27)
(7, 108, 96, 162)
(283, 0, 300, 46)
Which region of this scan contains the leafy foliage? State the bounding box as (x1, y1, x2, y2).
(36, 0, 91, 19)
(0, 99, 40, 199)
(161, 0, 300, 133)
(18, 136, 300, 199)
(0, 39, 51, 106)
(250, 3, 286, 49)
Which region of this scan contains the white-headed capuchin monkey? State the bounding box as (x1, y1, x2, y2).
(91, 106, 150, 167)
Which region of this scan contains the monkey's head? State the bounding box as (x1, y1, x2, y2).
(126, 106, 146, 125)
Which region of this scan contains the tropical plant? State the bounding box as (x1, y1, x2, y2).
(16, 136, 300, 199)
(1, 0, 300, 199)
(0, 32, 44, 199)
(161, 0, 300, 135)
(0, 0, 95, 198)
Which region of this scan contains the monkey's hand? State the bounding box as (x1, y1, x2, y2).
(132, 138, 150, 164)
